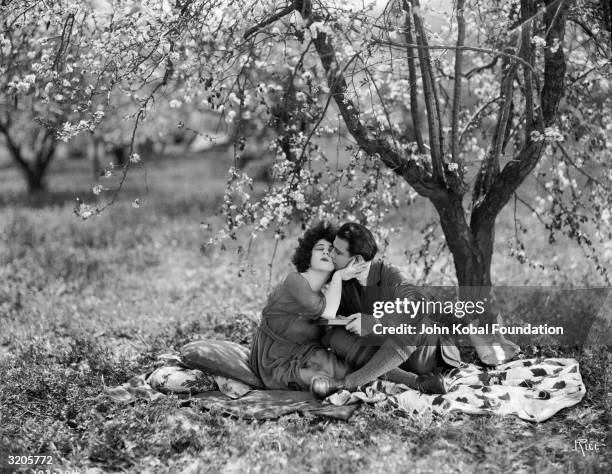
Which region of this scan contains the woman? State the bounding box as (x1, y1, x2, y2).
(249, 222, 367, 393)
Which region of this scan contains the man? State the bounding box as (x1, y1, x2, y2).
(320, 222, 462, 394)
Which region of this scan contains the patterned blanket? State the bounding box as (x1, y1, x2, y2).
(328, 358, 585, 422)
(102, 357, 585, 422)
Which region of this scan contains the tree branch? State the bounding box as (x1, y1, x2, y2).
(458, 95, 501, 145)
(464, 56, 499, 79)
(401, 1, 425, 154)
(375, 40, 541, 88)
(297, 3, 444, 200)
(472, 58, 517, 207)
(556, 143, 609, 191)
(541, 0, 568, 126)
(471, 0, 569, 230)
(520, 0, 536, 136)
(451, 0, 466, 166)
(407, 0, 445, 185)
(569, 18, 607, 55)
(243, 4, 296, 40)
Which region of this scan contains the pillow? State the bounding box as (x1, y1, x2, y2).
(148, 366, 216, 394)
(180, 339, 264, 388)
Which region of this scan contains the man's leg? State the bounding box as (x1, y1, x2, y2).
(296, 347, 350, 390)
(323, 327, 427, 389)
(321, 327, 368, 367)
(322, 323, 455, 392)
(399, 317, 462, 374)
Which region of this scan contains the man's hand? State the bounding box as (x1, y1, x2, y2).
(345, 313, 362, 336)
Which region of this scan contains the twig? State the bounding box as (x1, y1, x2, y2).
(464, 56, 499, 79)
(361, 62, 399, 150)
(555, 143, 609, 191)
(267, 237, 279, 291)
(569, 18, 607, 55)
(243, 4, 296, 40)
(458, 96, 501, 146)
(373, 40, 541, 90)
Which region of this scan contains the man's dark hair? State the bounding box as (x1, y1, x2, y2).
(336, 222, 378, 261)
(291, 222, 337, 272)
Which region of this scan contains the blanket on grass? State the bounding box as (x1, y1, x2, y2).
(103, 354, 357, 420)
(102, 357, 585, 423)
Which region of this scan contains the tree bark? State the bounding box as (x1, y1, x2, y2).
(433, 194, 493, 284)
(26, 167, 47, 193)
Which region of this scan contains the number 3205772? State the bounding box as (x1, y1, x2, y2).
(8, 455, 53, 465)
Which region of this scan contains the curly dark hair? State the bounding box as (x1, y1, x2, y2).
(336, 222, 378, 261)
(291, 222, 337, 272)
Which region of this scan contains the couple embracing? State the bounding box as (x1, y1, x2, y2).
(249, 222, 461, 398)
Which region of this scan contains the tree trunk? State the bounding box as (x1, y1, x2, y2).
(1, 124, 57, 194)
(432, 194, 496, 314)
(112, 146, 127, 167)
(26, 168, 47, 193)
(26, 147, 55, 193)
(92, 138, 102, 179)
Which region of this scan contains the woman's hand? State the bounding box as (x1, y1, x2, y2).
(336, 258, 368, 281)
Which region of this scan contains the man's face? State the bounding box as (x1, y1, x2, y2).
(332, 237, 352, 270)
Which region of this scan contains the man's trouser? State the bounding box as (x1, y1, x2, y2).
(321, 316, 461, 375)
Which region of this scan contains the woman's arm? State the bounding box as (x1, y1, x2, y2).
(321, 272, 343, 319)
(320, 259, 369, 319)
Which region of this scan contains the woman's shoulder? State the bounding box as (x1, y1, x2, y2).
(284, 271, 305, 283)
(282, 271, 321, 293)
(282, 272, 310, 290)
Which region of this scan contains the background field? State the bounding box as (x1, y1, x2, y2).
(1, 152, 610, 473)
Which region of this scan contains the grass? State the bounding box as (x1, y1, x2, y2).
(0, 153, 611, 473)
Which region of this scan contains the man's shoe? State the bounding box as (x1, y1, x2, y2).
(470, 315, 521, 365)
(415, 374, 448, 394)
(310, 375, 345, 398)
(471, 334, 521, 366)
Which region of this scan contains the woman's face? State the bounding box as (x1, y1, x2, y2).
(309, 239, 335, 272)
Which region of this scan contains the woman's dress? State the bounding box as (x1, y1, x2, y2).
(249, 272, 348, 390)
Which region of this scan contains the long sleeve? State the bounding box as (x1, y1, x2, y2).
(284, 273, 326, 319)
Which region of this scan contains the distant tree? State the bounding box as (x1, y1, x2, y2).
(0, 1, 108, 192)
(0, 0, 191, 193)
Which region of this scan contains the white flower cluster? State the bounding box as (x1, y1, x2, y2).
(74, 201, 97, 220)
(530, 126, 565, 143)
(8, 74, 37, 93)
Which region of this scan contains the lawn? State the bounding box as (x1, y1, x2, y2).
(1, 153, 610, 473)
